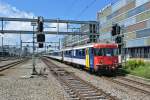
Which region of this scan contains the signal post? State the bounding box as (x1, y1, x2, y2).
(31, 16, 45, 75)
(111, 24, 125, 66)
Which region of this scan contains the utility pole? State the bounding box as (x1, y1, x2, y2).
(1, 18, 4, 59)
(45, 43, 46, 54)
(20, 32, 22, 59)
(59, 38, 61, 50)
(121, 25, 126, 66)
(31, 21, 37, 75)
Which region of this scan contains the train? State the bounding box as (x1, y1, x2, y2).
(47, 43, 121, 74)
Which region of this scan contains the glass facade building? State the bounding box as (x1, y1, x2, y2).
(61, 24, 90, 48)
(61, 24, 98, 48)
(97, 0, 150, 58)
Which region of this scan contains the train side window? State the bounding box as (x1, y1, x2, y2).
(65, 51, 68, 56)
(82, 49, 85, 56)
(73, 50, 76, 57)
(79, 50, 81, 56)
(76, 50, 78, 57)
(68, 51, 70, 56)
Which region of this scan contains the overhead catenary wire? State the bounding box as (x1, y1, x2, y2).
(75, 0, 98, 20)
(64, 0, 80, 17)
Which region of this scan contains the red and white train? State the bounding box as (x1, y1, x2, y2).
(47, 43, 121, 74)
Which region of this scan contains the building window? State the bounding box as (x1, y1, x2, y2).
(136, 28, 150, 38)
(124, 16, 136, 27)
(136, 0, 149, 7)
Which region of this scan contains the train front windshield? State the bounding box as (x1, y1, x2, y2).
(94, 48, 118, 56)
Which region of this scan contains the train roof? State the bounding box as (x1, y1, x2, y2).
(61, 43, 118, 51)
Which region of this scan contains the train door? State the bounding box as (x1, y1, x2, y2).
(89, 48, 94, 70)
(85, 48, 90, 70)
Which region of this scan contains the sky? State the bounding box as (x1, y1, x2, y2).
(0, 0, 114, 50)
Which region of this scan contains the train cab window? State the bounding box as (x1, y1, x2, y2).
(103, 48, 118, 56)
(94, 48, 103, 56)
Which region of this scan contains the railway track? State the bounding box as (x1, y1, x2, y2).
(116, 76, 150, 88)
(42, 57, 118, 100)
(0, 58, 28, 72)
(103, 76, 150, 95)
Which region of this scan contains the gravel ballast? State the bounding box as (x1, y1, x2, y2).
(50, 59, 150, 100)
(0, 58, 67, 100)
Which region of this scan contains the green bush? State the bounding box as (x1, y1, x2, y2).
(137, 60, 145, 66)
(125, 60, 145, 70)
(123, 60, 150, 79)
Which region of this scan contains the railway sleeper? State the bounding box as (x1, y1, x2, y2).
(64, 80, 82, 83)
(78, 90, 98, 94)
(67, 84, 89, 88)
(69, 94, 78, 98)
(70, 86, 91, 90)
(75, 88, 95, 92)
(83, 95, 106, 100)
(72, 87, 92, 91)
(67, 80, 82, 83)
(68, 97, 80, 100)
(68, 83, 84, 86)
(81, 92, 102, 96)
(69, 83, 86, 86)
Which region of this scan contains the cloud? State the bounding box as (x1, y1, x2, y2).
(0, 1, 34, 18)
(0, 1, 64, 49)
(0, 1, 34, 31)
(0, 1, 34, 45)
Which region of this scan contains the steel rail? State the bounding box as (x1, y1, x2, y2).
(103, 76, 150, 95)
(0, 59, 28, 72)
(116, 76, 150, 90)
(42, 57, 118, 100)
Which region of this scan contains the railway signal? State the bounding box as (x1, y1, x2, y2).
(111, 24, 122, 44)
(89, 24, 98, 43)
(37, 16, 45, 48)
(37, 34, 45, 42)
(111, 24, 121, 36)
(111, 24, 126, 65)
(115, 36, 122, 44)
(39, 43, 44, 48)
(111, 25, 117, 36)
(37, 16, 44, 32)
(116, 25, 121, 35)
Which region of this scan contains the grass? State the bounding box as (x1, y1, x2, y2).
(123, 60, 150, 79)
